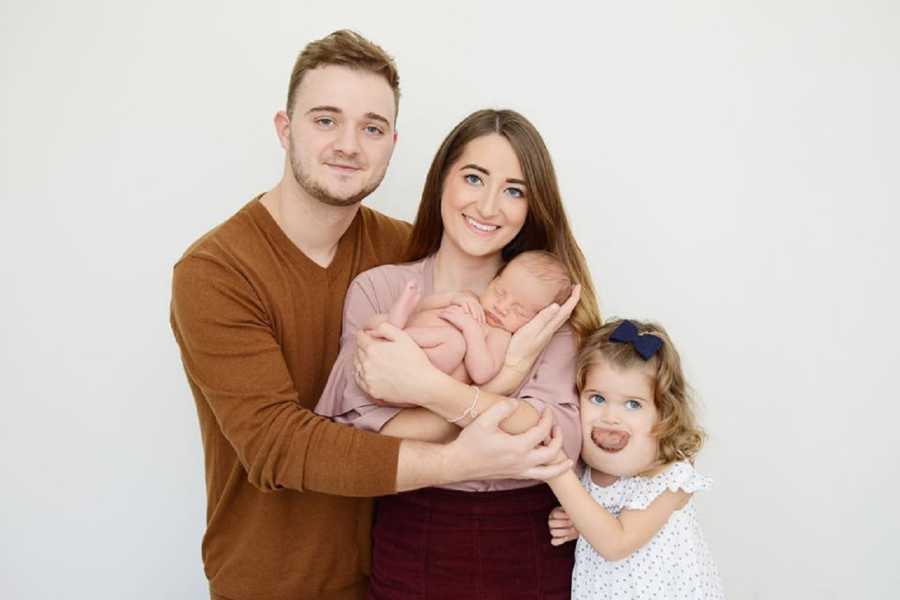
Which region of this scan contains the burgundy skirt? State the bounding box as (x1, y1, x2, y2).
(366, 484, 574, 600)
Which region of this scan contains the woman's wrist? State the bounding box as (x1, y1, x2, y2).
(503, 356, 533, 375)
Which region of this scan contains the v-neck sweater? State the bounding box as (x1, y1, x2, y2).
(170, 196, 411, 599)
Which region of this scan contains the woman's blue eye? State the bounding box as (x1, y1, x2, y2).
(506, 187, 524, 198)
(464, 173, 483, 186)
(589, 394, 605, 405)
(625, 399, 642, 410)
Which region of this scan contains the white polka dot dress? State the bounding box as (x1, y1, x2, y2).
(571, 461, 725, 599)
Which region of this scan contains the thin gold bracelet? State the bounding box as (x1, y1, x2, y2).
(448, 385, 480, 424)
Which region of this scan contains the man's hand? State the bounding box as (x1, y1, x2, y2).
(548, 506, 579, 546)
(504, 284, 581, 372)
(442, 399, 573, 482)
(355, 321, 440, 406)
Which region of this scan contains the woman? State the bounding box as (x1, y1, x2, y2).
(317, 109, 602, 598)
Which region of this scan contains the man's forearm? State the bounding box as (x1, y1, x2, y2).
(395, 439, 457, 492)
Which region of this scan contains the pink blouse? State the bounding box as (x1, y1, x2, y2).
(315, 255, 583, 492)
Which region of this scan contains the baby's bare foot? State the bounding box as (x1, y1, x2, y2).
(388, 281, 421, 328)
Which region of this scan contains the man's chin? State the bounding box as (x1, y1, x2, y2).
(308, 183, 374, 208)
(294, 168, 377, 208)
(315, 193, 366, 208)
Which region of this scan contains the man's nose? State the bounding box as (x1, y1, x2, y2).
(333, 125, 360, 156)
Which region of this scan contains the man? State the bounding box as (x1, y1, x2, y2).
(171, 30, 570, 600)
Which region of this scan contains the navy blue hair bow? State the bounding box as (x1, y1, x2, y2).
(609, 320, 663, 360)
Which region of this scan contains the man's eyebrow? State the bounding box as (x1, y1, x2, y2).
(305, 107, 392, 128)
(364, 112, 391, 127)
(306, 105, 342, 115)
(459, 163, 527, 186)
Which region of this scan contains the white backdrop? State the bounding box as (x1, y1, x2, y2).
(2, 1, 898, 598)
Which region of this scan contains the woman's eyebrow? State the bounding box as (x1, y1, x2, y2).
(459, 164, 527, 187)
(460, 163, 489, 175)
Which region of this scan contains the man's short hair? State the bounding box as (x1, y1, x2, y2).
(286, 29, 400, 119)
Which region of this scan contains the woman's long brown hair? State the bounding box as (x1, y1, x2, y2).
(406, 108, 602, 340)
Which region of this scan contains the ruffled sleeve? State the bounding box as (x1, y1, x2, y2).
(623, 461, 712, 511)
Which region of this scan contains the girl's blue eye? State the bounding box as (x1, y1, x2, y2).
(589, 394, 605, 405)
(464, 174, 483, 186)
(625, 399, 642, 410)
(506, 187, 524, 198)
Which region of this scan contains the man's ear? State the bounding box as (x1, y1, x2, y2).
(274, 110, 291, 151)
(393, 130, 398, 144)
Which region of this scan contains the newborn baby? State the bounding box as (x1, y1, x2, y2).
(366, 250, 572, 386)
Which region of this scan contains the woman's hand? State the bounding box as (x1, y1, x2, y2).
(354, 322, 440, 407)
(505, 284, 581, 372)
(548, 506, 579, 546)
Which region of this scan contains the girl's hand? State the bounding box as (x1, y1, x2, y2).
(548, 506, 579, 546)
(505, 284, 581, 372)
(451, 291, 485, 323)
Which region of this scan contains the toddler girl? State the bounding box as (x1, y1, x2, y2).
(547, 319, 724, 599)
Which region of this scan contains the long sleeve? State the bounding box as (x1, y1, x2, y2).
(516, 326, 583, 463)
(171, 254, 400, 497)
(315, 264, 417, 431)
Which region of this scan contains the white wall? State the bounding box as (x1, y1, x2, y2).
(2, 1, 898, 598)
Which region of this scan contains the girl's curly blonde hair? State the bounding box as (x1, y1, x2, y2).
(576, 319, 706, 464)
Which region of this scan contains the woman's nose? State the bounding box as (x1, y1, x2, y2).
(475, 189, 500, 219)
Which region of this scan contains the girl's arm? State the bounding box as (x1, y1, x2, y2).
(547, 470, 690, 562)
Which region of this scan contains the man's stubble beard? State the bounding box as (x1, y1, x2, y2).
(289, 145, 385, 208)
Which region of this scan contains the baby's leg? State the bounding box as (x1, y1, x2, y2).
(388, 281, 421, 328)
(405, 326, 467, 376)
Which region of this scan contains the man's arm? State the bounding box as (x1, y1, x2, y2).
(171, 255, 401, 497)
(395, 399, 571, 491)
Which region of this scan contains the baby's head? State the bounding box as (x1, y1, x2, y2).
(480, 251, 572, 333)
(576, 319, 705, 478)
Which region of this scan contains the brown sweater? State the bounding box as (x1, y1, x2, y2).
(170, 197, 411, 600)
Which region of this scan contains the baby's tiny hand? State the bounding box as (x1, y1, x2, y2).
(548, 506, 579, 546)
(451, 291, 485, 324)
